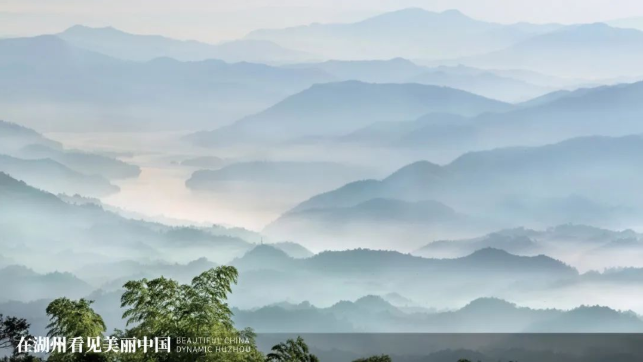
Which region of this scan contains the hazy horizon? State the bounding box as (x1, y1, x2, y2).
(3, 0, 643, 43)
(4, 2, 643, 355)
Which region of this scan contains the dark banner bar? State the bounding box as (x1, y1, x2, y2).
(256, 334, 643, 362)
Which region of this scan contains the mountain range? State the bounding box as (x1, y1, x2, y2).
(246, 8, 563, 60)
(1, 119, 140, 197)
(0, 265, 93, 303)
(233, 296, 643, 333)
(299, 135, 643, 212)
(265, 135, 643, 250)
(0, 120, 61, 153)
(0, 35, 332, 131)
(454, 23, 643, 78)
(244, 7, 643, 78)
(192, 77, 643, 151)
(17, 144, 140, 180)
(57, 25, 316, 64)
(287, 59, 556, 102)
(0, 172, 253, 274)
(188, 80, 511, 145)
(4, 4, 643, 341)
(263, 198, 478, 251)
(413, 224, 643, 272)
(337, 80, 643, 154)
(0, 155, 119, 197)
(225, 244, 577, 309)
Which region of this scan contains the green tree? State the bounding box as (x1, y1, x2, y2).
(265, 336, 319, 362)
(120, 266, 263, 362)
(1, 314, 31, 354)
(353, 355, 391, 362)
(1, 314, 35, 361)
(45, 298, 108, 362)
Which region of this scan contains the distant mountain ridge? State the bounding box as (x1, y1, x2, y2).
(0, 120, 62, 153)
(0, 265, 93, 303)
(58, 25, 316, 63)
(414, 224, 643, 271)
(455, 23, 643, 78)
(224, 244, 580, 309)
(297, 135, 643, 211)
(0, 35, 333, 131)
(1, 120, 139, 197)
(266, 135, 643, 250)
(18, 144, 140, 180)
(336, 80, 643, 159)
(246, 8, 563, 60)
(0, 155, 119, 197)
(231, 244, 576, 277)
(189, 80, 511, 145)
(287, 59, 555, 102)
(233, 295, 643, 333)
(0, 173, 254, 276)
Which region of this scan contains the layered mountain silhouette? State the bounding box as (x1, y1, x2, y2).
(0, 155, 119, 197)
(288, 59, 554, 102)
(246, 8, 562, 60)
(339, 112, 470, 147)
(457, 23, 643, 78)
(188, 81, 511, 145)
(1, 120, 139, 195)
(17, 144, 140, 180)
(233, 295, 643, 333)
(0, 120, 61, 153)
(408, 69, 553, 102)
(58, 25, 315, 63)
(267, 135, 643, 249)
(414, 224, 643, 271)
(0, 173, 254, 275)
(267, 242, 314, 259)
(0, 35, 332, 131)
(263, 198, 477, 250)
(77, 257, 218, 290)
(223, 244, 580, 309)
(339, 80, 643, 152)
(0, 265, 93, 302)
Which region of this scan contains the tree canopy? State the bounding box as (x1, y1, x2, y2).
(1, 314, 32, 358)
(119, 266, 262, 362)
(36, 267, 322, 362)
(46, 299, 106, 340)
(265, 336, 319, 362)
(353, 355, 391, 362)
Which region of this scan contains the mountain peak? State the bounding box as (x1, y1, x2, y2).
(353, 295, 399, 312)
(239, 244, 292, 261)
(62, 24, 123, 35)
(230, 244, 296, 272)
(441, 9, 466, 17)
(361, 7, 475, 26)
(461, 297, 517, 312)
(465, 247, 513, 260)
(384, 161, 444, 184)
(0, 264, 38, 278)
(354, 295, 390, 306)
(524, 21, 643, 45)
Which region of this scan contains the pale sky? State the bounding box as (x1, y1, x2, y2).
(2, 0, 643, 42)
